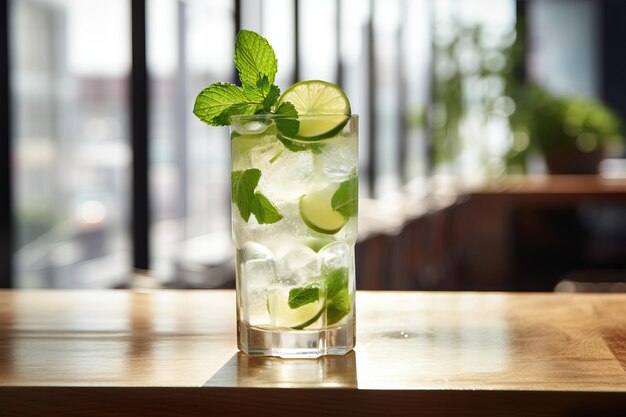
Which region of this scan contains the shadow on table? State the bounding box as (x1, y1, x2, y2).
(204, 351, 357, 388)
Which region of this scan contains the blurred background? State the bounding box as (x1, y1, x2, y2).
(3, 0, 626, 291)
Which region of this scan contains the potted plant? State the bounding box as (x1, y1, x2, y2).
(507, 85, 623, 174)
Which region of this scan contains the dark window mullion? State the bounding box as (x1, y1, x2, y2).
(131, 0, 150, 272)
(335, 0, 343, 87)
(396, 0, 407, 185)
(367, 0, 377, 197)
(0, 0, 13, 287)
(293, 0, 300, 84)
(234, 0, 241, 84)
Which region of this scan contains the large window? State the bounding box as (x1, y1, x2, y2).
(8, 0, 621, 288)
(12, 0, 131, 288)
(147, 0, 234, 285)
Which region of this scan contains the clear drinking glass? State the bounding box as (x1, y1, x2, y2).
(230, 114, 358, 358)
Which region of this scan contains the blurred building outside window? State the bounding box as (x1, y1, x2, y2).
(12, 0, 131, 288)
(11, 0, 625, 288)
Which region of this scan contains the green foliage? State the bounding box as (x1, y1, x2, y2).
(506, 84, 623, 171)
(231, 169, 282, 224)
(331, 176, 358, 218)
(288, 285, 320, 309)
(431, 25, 517, 166)
(193, 30, 291, 131)
(289, 267, 352, 329)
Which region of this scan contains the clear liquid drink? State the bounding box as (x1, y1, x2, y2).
(231, 114, 358, 358)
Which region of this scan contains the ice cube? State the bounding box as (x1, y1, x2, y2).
(239, 241, 274, 262)
(316, 134, 358, 180)
(232, 133, 282, 172)
(238, 242, 276, 326)
(319, 241, 352, 271)
(257, 147, 315, 202)
(231, 119, 272, 135)
(274, 244, 320, 286)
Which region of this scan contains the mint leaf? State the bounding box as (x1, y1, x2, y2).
(274, 101, 324, 154)
(212, 102, 259, 126)
(324, 267, 351, 325)
(331, 176, 358, 218)
(326, 267, 349, 297)
(274, 102, 324, 153)
(251, 191, 283, 224)
(235, 30, 278, 89)
(263, 84, 281, 111)
(194, 83, 259, 126)
(289, 267, 351, 329)
(288, 285, 320, 309)
(231, 169, 261, 221)
(274, 101, 300, 138)
(326, 289, 351, 325)
(231, 169, 283, 224)
(243, 84, 264, 102)
(243, 75, 273, 102)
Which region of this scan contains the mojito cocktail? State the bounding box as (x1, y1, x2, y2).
(232, 112, 357, 357)
(194, 31, 356, 357)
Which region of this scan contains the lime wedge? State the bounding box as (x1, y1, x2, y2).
(268, 290, 323, 328)
(277, 80, 351, 140)
(299, 187, 347, 235)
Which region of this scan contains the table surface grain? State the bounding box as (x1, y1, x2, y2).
(1, 290, 625, 416)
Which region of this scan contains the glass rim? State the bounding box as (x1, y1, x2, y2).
(230, 113, 359, 122)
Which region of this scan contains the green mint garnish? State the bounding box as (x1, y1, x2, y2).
(274, 102, 300, 137)
(251, 191, 283, 224)
(262, 84, 281, 112)
(231, 169, 282, 224)
(193, 83, 259, 127)
(331, 176, 358, 218)
(288, 285, 320, 309)
(231, 169, 261, 222)
(289, 267, 352, 329)
(234, 31, 278, 92)
(193, 30, 295, 138)
(324, 267, 351, 325)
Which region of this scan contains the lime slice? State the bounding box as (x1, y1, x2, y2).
(277, 80, 351, 140)
(268, 290, 323, 328)
(299, 187, 347, 235)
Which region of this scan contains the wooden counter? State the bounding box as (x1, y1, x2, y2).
(1, 290, 625, 416)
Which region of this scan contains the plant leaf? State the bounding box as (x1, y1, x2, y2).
(234, 30, 278, 89)
(274, 101, 300, 138)
(193, 83, 254, 126)
(324, 267, 351, 325)
(331, 176, 358, 218)
(326, 289, 351, 325)
(326, 267, 349, 297)
(263, 84, 281, 111)
(231, 169, 261, 222)
(288, 285, 320, 309)
(251, 191, 283, 224)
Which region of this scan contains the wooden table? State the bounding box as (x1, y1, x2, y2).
(1, 290, 625, 416)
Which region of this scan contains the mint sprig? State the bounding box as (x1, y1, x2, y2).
(231, 169, 282, 224)
(290, 267, 352, 330)
(193, 30, 295, 135)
